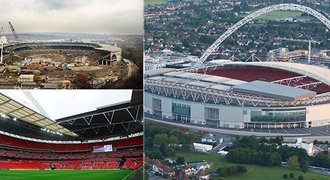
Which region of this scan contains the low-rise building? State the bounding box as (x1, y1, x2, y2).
(283, 138, 314, 156)
(152, 160, 176, 177)
(193, 143, 213, 152)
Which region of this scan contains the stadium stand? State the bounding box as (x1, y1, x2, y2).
(205, 66, 330, 93)
(0, 90, 143, 170)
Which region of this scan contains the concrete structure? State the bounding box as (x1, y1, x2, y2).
(268, 48, 330, 64)
(18, 74, 34, 83)
(97, 44, 122, 65)
(145, 50, 198, 71)
(268, 48, 308, 61)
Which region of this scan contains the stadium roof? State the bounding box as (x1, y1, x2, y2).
(97, 44, 122, 52)
(56, 90, 143, 139)
(233, 80, 317, 100)
(226, 62, 330, 86)
(144, 68, 177, 77)
(164, 71, 246, 85)
(0, 93, 78, 137)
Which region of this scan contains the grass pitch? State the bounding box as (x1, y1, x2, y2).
(145, 0, 167, 5)
(0, 170, 136, 180)
(176, 152, 329, 180)
(257, 10, 303, 20)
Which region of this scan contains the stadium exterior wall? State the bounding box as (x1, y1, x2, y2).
(144, 92, 330, 129)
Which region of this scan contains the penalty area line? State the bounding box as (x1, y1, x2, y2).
(122, 170, 136, 180)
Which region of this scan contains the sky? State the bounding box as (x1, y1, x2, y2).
(0, 0, 143, 35)
(1, 90, 132, 120)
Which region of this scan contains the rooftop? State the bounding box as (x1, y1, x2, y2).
(233, 80, 317, 100)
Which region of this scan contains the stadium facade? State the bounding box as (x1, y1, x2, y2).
(144, 62, 330, 129)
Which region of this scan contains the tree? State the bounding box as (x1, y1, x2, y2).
(227, 166, 238, 176)
(169, 135, 179, 144)
(182, 143, 191, 152)
(283, 174, 288, 178)
(311, 153, 330, 169)
(273, 136, 283, 145)
(176, 156, 185, 165)
(159, 143, 169, 157)
(289, 173, 294, 178)
(217, 167, 228, 177)
(148, 150, 164, 160)
(237, 165, 247, 174)
(298, 175, 304, 180)
(74, 72, 91, 88)
(145, 137, 153, 148)
(287, 155, 299, 168)
(154, 134, 168, 145)
(301, 161, 309, 173)
(269, 153, 282, 166)
(167, 147, 175, 157)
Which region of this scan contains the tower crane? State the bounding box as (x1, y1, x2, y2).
(8, 21, 20, 42)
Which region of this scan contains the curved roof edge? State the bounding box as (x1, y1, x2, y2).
(225, 62, 330, 86)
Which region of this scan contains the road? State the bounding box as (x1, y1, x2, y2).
(123, 58, 134, 78)
(146, 117, 307, 137)
(145, 117, 330, 141)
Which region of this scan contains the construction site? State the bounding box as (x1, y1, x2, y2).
(0, 22, 138, 89)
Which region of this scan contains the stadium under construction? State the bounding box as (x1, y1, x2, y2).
(0, 22, 137, 89)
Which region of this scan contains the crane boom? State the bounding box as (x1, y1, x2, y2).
(8, 21, 20, 42)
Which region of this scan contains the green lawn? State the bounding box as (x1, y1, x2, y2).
(0, 170, 134, 180)
(176, 152, 329, 180)
(257, 10, 303, 20)
(145, 0, 167, 5)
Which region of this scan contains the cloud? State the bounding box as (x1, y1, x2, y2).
(0, 0, 143, 34)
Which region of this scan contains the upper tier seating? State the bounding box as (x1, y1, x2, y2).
(205, 67, 330, 93)
(0, 134, 143, 152)
(0, 134, 143, 170)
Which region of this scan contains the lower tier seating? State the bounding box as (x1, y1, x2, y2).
(0, 157, 143, 170)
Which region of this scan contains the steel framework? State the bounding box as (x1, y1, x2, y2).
(271, 76, 307, 86)
(145, 79, 330, 107)
(195, 4, 330, 65)
(57, 104, 143, 135)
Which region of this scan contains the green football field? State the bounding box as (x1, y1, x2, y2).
(0, 170, 138, 180)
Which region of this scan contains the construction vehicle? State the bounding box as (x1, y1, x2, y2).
(27, 62, 42, 69)
(33, 75, 47, 83)
(62, 80, 71, 87)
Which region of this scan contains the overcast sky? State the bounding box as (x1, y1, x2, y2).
(2, 90, 132, 119)
(0, 0, 143, 34)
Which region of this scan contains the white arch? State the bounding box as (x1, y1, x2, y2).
(195, 3, 330, 66)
